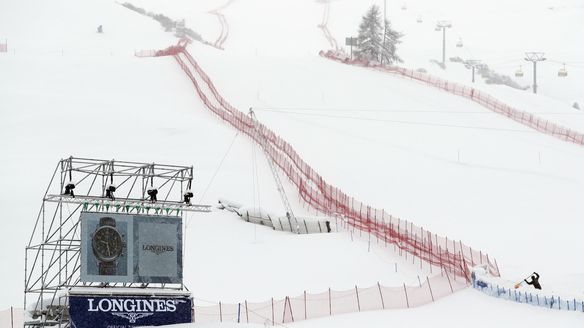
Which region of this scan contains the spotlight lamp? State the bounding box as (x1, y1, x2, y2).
(63, 182, 76, 197)
(105, 184, 117, 200)
(147, 188, 158, 203)
(183, 189, 194, 205)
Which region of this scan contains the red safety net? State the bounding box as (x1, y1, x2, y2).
(318, 50, 584, 147)
(154, 41, 499, 282)
(192, 276, 467, 324)
(313, 1, 584, 147)
(0, 42, 7, 53)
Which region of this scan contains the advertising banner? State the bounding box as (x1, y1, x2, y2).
(80, 212, 182, 284)
(69, 295, 192, 328)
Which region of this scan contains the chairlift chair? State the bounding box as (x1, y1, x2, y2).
(417, 16, 423, 23)
(401, 4, 407, 10)
(435, 25, 441, 31)
(456, 38, 463, 47)
(515, 65, 523, 77)
(558, 63, 568, 77)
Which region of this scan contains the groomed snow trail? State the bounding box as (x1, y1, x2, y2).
(156, 42, 499, 284)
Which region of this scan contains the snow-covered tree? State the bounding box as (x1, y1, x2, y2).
(356, 5, 383, 61)
(380, 19, 403, 64)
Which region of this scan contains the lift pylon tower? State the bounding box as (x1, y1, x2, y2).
(24, 157, 211, 327)
(524, 52, 546, 94)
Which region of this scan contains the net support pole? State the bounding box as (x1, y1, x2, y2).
(403, 283, 410, 308)
(328, 288, 332, 315)
(355, 285, 361, 312)
(245, 300, 249, 323)
(378, 282, 385, 309)
(445, 270, 454, 293)
(304, 291, 307, 319)
(426, 276, 435, 302)
(237, 303, 241, 323)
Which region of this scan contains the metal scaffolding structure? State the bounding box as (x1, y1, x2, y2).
(24, 157, 211, 327)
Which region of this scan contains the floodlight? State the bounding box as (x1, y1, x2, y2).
(147, 188, 158, 202)
(105, 184, 117, 200)
(183, 190, 194, 205)
(64, 182, 76, 197)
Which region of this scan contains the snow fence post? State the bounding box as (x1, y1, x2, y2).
(219, 302, 223, 323)
(378, 282, 385, 309)
(438, 246, 443, 277)
(328, 288, 332, 316)
(271, 298, 275, 325)
(445, 270, 454, 293)
(403, 283, 410, 308)
(355, 285, 361, 312)
(245, 300, 249, 323)
(427, 276, 435, 302)
(304, 291, 307, 319)
(282, 297, 294, 323)
(237, 303, 241, 323)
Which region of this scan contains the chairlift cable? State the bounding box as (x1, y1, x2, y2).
(258, 110, 534, 133)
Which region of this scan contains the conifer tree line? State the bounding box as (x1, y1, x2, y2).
(355, 5, 403, 65)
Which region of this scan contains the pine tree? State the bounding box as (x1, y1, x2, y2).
(356, 5, 383, 61)
(380, 19, 403, 64)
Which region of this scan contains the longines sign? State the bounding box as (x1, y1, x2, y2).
(69, 295, 192, 328)
(80, 212, 183, 284)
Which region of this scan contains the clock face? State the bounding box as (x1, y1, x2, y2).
(92, 226, 123, 261)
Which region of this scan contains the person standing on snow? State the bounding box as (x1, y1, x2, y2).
(524, 272, 541, 290)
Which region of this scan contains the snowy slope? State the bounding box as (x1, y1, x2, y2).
(324, 0, 584, 123)
(155, 0, 584, 293)
(1, 0, 584, 325)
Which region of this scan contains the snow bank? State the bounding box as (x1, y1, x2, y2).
(221, 203, 333, 234)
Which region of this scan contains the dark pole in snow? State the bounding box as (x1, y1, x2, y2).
(533, 61, 537, 93)
(436, 21, 451, 67)
(467, 60, 481, 83)
(524, 52, 546, 94)
(442, 28, 446, 65)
